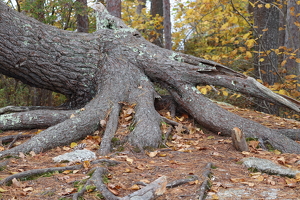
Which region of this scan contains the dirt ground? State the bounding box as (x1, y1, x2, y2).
(0, 103, 300, 200)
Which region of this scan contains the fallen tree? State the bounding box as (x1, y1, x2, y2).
(0, 1, 300, 156)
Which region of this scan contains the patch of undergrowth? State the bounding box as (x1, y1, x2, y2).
(95, 192, 105, 199)
(102, 175, 109, 184)
(0, 165, 7, 171)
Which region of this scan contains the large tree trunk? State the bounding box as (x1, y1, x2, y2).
(1, 2, 300, 156)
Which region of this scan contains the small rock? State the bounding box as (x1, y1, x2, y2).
(53, 149, 96, 162)
(242, 157, 300, 177)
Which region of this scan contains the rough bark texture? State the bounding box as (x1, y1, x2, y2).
(253, 0, 280, 114)
(1, 2, 300, 156)
(106, 0, 121, 18)
(163, 0, 172, 50)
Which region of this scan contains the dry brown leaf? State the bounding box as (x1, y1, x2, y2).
(83, 160, 90, 169)
(175, 124, 184, 134)
(29, 151, 36, 157)
(277, 156, 286, 165)
(12, 178, 23, 188)
(140, 179, 150, 184)
(23, 187, 33, 192)
(230, 178, 246, 183)
(108, 187, 119, 195)
(19, 152, 26, 160)
(124, 168, 131, 173)
(129, 184, 140, 190)
(148, 151, 158, 158)
(62, 146, 71, 151)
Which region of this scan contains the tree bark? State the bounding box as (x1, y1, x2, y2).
(106, 0, 121, 18)
(151, 0, 164, 47)
(1, 2, 300, 156)
(163, 0, 172, 50)
(253, 0, 280, 115)
(76, 0, 89, 33)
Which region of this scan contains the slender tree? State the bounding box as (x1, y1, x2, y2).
(284, 0, 300, 76)
(163, 0, 172, 50)
(151, 0, 164, 47)
(253, 0, 280, 114)
(76, 0, 89, 33)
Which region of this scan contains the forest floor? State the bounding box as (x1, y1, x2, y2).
(0, 102, 300, 200)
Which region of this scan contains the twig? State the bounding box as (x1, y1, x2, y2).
(0, 134, 33, 144)
(7, 132, 23, 149)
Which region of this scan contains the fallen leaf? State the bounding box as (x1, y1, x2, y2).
(0, 187, 8, 193)
(83, 160, 90, 169)
(277, 156, 285, 165)
(126, 157, 134, 164)
(29, 151, 36, 157)
(19, 152, 26, 160)
(63, 146, 71, 151)
(140, 179, 150, 184)
(23, 187, 33, 192)
(108, 187, 119, 195)
(12, 178, 23, 188)
(129, 184, 140, 190)
(230, 178, 246, 183)
(148, 151, 158, 158)
(62, 170, 72, 174)
(124, 168, 131, 173)
(70, 142, 77, 148)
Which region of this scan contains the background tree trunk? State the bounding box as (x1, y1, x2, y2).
(76, 0, 89, 33)
(151, 0, 164, 47)
(253, 0, 280, 115)
(136, 0, 146, 14)
(107, 0, 121, 18)
(163, 0, 172, 50)
(284, 0, 300, 76)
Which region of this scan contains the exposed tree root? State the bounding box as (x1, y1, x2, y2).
(0, 134, 33, 144)
(0, 106, 64, 115)
(198, 163, 213, 200)
(0, 109, 78, 130)
(0, 94, 111, 157)
(0, 164, 83, 186)
(0, 159, 120, 186)
(99, 103, 121, 155)
(73, 167, 167, 200)
(166, 175, 199, 188)
(169, 84, 300, 153)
